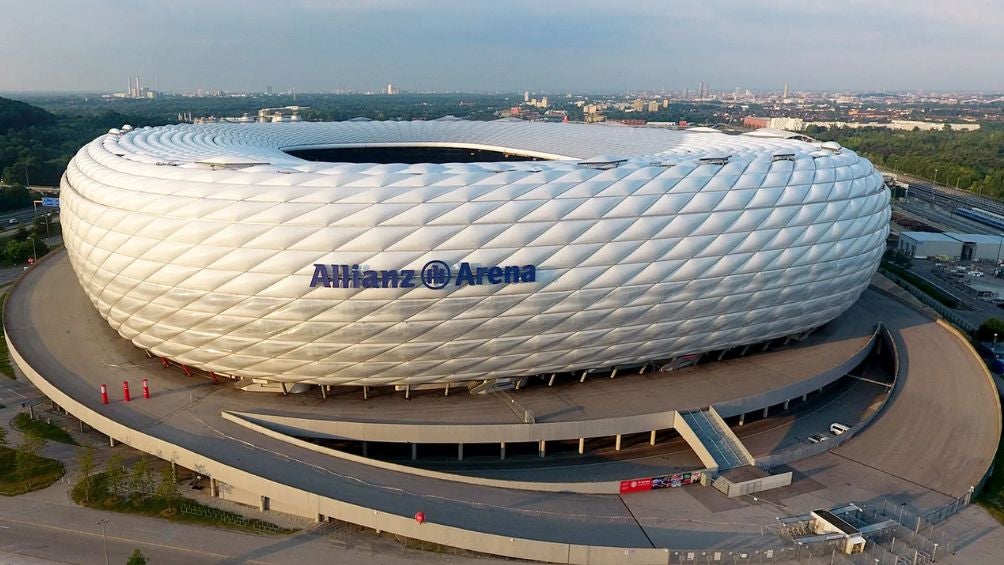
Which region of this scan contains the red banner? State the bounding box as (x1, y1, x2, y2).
(619, 478, 653, 494)
(621, 471, 702, 494)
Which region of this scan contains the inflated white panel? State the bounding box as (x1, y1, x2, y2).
(61, 121, 889, 386)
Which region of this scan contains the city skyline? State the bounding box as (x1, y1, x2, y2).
(3, 0, 1004, 93)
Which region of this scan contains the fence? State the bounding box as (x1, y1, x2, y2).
(179, 503, 283, 534)
(878, 270, 977, 332)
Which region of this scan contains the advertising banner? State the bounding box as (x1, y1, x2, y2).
(621, 471, 702, 494)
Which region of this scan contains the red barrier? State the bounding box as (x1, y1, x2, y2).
(100, 384, 108, 405)
(122, 380, 131, 402)
(142, 379, 150, 399)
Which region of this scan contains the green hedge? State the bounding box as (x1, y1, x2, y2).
(881, 262, 960, 309)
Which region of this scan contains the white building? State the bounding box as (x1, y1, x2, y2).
(61, 121, 888, 387)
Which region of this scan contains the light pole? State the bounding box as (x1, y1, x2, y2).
(933, 168, 939, 187)
(97, 519, 110, 565)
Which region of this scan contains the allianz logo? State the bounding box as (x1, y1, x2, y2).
(310, 261, 537, 290)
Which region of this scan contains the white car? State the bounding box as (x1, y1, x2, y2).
(808, 433, 829, 444)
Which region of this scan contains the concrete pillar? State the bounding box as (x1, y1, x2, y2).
(320, 385, 327, 399)
(762, 340, 772, 351)
(741, 345, 751, 356)
(500, 442, 506, 460)
(650, 430, 657, 446)
(171, 461, 177, 481)
(578, 438, 585, 454)
(579, 371, 588, 383)
(79, 420, 85, 433)
(718, 349, 728, 361)
(259, 496, 268, 512)
(763, 406, 769, 418)
(548, 374, 556, 386)
(362, 442, 368, 457)
(538, 440, 546, 458)
(802, 393, 807, 402)
(739, 413, 745, 426)
(405, 385, 411, 399)
(639, 363, 647, 375)
(610, 368, 618, 379)
(458, 443, 464, 461)
(109, 436, 116, 447)
(615, 434, 622, 451)
(783, 399, 790, 410)
(363, 386, 369, 400)
(210, 477, 219, 497)
(444, 383, 450, 396)
(411, 443, 417, 461)
(317, 514, 326, 523)
(280, 382, 288, 396)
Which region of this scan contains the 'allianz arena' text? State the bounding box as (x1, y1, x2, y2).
(60, 121, 890, 386)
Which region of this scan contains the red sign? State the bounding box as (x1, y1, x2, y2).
(620, 471, 702, 494)
(619, 478, 653, 494)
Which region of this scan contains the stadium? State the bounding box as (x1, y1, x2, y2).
(59, 120, 890, 388)
(6, 119, 1001, 563)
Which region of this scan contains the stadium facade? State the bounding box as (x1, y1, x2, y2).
(60, 121, 890, 387)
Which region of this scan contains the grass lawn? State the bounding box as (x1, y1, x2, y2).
(73, 472, 295, 535)
(0, 445, 65, 495)
(12, 413, 77, 445)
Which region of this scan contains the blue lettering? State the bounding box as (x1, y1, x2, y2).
(310, 264, 331, 288)
(361, 270, 379, 288)
(400, 269, 416, 288)
(520, 265, 536, 282)
(503, 265, 520, 283)
(487, 266, 504, 284)
(381, 270, 399, 288)
(456, 263, 476, 286)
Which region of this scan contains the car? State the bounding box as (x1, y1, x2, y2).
(830, 423, 850, 435)
(7, 219, 17, 225)
(808, 433, 829, 444)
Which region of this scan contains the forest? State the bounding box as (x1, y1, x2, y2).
(5, 92, 1004, 213)
(808, 124, 1004, 197)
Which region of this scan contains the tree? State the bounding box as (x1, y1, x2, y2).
(978, 318, 1004, 342)
(128, 455, 151, 497)
(126, 549, 147, 565)
(105, 453, 125, 497)
(156, 464, 180, 509)
(15, 436, 47, 491)
(77, 447, 96, 502)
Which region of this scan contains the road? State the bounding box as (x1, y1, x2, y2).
(0, 489, 507, 565)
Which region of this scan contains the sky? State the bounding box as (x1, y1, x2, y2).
(2, 0, 1003, 93)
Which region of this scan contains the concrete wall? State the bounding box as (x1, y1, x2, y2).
(714, 472, 793, 498)
(713, 325, 880, 419)
(6, 333, 674, 565)
(233, 409, 679, 445)
(222, 411, 628, 495)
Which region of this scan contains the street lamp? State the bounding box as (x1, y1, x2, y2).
(97, 519, 110, 565)
(934, 168, 939, 187)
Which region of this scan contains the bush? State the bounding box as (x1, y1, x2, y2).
(881, 262, 960, 308)
(978, 318, 1004, 342)
(11, 413, 77, 445)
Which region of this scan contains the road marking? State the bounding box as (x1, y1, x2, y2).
(3, 387, 28, 400)
(0, 516, 275, 564)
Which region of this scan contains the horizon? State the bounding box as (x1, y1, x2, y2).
(3, 1, 1004, 93)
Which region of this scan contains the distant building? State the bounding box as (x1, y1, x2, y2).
(898, 231, 1004, 261)
(742, 117, 804, 131)
(631, 99, 645, 112)
(647, 100, 660, 113)
(806, 120, 979, 132)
